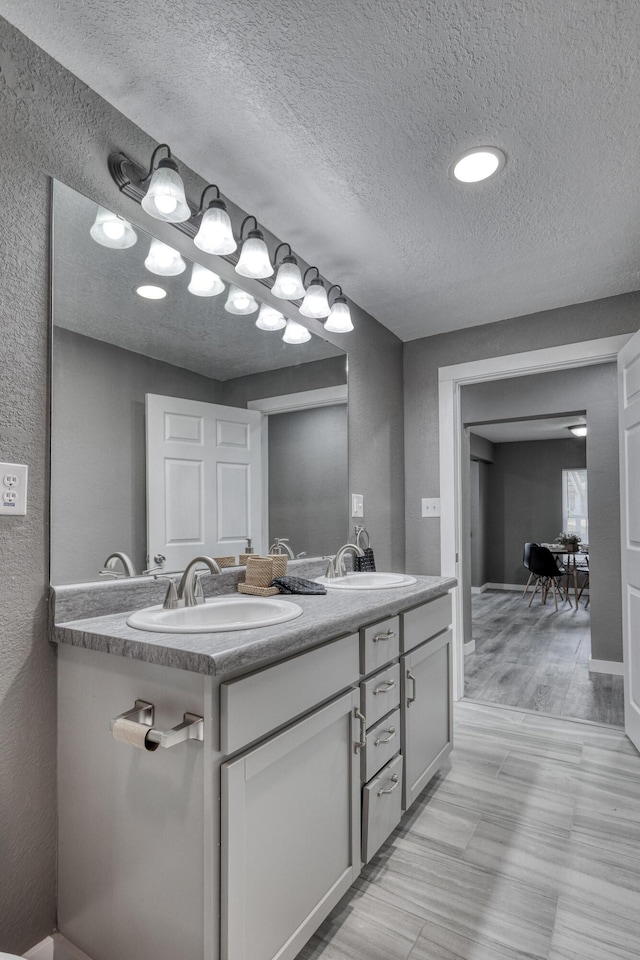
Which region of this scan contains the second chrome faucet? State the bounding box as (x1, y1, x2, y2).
(156, 556, 222, 609)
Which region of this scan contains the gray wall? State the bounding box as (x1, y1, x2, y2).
(268, 405, 348, 558)
(470, 459, 491, 589)
(51, 328, 223, 583)
(219, 355, 346, 407)
(482, 438, 586, 584)
(0, 19, 404, 952)
(460, 363, 620, 661)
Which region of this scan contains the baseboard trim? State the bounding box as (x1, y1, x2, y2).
(24, 934, 94, 960)
(484, 583, 524, 592)
(471, 584, 488, 594)
(588, 658, 624, 677)
(463, 638, 476, 654)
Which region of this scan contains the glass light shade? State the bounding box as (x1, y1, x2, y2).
(90, 206, 137, 248)
(324, 298, 354, 333)
(135, 284, 167, 300)
(235, 233, 273, 279)
(194, 203, 237, 255)
(569, 425, 587, 437)
(144, 238, 186, 276)
(188, 262, 225, 297)
(225, 284, 258, 315)
(283, 319, 312, 344)
(271, 259, 305, 299)
(451, 147, 505, 183)
(256, 303, 286, 331)
(299, 280, 330, 318)
(141, 162, 190, 222)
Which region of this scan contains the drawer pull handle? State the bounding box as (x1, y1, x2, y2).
(373, 629, 396, 643)
(378, 774, 400, 797)
(373, 679, 396, 695)
(407, 669, 417, 707)
(354, 708, 367, 753)
(374, 725, 396, 746)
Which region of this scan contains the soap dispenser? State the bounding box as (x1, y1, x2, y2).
(239, 538, 255, 565)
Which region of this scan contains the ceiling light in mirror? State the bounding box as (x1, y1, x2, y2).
(144, 238, 186, 276)
(300, 267, 330, 318)
(90, 206, 137, 248)
(272, 243, 306, 299)
(256, 303, 286, 331)
(188, 262, 225, 297)
(140, 144, 190, 222)
(193, 184, 237, 255)
(283, 319, 312, 344)
(325, 285, 354, 333)
(135, 284, 167, 300)
(235, 216, 273, 279)
(451, 146, 506, 183)
(225, 284, 258, 315)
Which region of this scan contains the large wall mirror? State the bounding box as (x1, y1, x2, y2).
(50, 181, 348, 585)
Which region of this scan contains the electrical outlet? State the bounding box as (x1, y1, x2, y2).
(351, 493, 364, 518)
(421, 497, 441, 518)
(0, 463, 28, 516)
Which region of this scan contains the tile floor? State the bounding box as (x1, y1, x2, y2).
(466, 590, 624, 726)
(296, 700, 640, 960)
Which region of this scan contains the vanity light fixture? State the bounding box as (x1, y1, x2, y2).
(90, 206, 137, 248)
(144, 238, 186, 276)
(324, 285, 354, 333)
(255, 303, 286, 331)
(188, 262, 225, 297)
(235, 216, 273, 279)
(135, 284, 167, 300)
(451, 146, 506, 184)
(193, 184, 237, 255)
(299, 267, 330, 318)
(271, 243, 306, 300)
(140, 144, 191, 222)
(282, 318, 312, 344)
(569, 425, 588, 437)
(225, 284, 258, 315)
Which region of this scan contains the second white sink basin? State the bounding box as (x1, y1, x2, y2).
(127, 595, 303, 633)
(315, 572, 417, 590)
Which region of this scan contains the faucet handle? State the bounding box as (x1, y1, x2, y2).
(154, 574, 179, 609)
(193, 572, 208, 605)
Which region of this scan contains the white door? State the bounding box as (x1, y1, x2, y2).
(146, 394, 262, 571)
(619, 328, 640, 750)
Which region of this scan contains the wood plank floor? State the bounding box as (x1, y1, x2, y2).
(296, 701, 640, 960)
(465, 589, 624, 726)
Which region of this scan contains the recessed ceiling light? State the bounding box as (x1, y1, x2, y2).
(569, 425, 587, 438)
(135, 284, 167, 300)
(451, 147, 506, 184)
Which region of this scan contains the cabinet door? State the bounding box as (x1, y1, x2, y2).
(401, 629, 453, 809)
(221, 688, 361, 960)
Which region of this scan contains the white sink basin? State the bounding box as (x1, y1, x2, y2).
(315, 572, 417, 590)
(127, 595, 303, 633)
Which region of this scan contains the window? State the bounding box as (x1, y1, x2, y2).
(562, 469, 588, 543)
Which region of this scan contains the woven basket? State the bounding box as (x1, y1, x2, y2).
(213, 556, 236, 568)
(269, 554, 288, 579)
(245, 556, 275, 588)
(237, 583, 280, 597)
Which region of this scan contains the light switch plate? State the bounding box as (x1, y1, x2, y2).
(0, 462, 28, 516)
(421, 497, 441, 518)
(351, 493, 364, 518)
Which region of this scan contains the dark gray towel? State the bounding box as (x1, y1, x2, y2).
(272, 576, 327, 595)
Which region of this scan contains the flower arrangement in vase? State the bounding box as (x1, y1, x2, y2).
(556, 532, 581, 552)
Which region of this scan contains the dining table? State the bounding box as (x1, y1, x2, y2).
(541, 543, 589, 606)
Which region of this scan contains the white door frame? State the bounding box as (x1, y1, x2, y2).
(438, 334, 632, 701)
(248, 385, 348, 553)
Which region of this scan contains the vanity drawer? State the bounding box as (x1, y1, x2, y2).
(363, 708, 400, 782)
(220, 632, 359, 755)
(362, 754, 403, 863)
(360, 616, 400, 674)
(402, 594, 452, 653)
(361, 663, 400, 729)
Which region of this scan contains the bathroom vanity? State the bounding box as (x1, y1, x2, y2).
(52, 571, 455, 960)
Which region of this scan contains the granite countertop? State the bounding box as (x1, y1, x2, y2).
(52, 575, 456, 678)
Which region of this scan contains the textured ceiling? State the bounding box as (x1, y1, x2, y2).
(52, 181, 343, 379)
(470, 415, 587, 444)
(4, 0, 640, 341)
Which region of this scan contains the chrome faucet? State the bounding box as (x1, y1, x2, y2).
(99, 552, 137, 578)
(157, 556, 222, 609)
(325, 543, 364, 579)
(268, 537, 295, 559)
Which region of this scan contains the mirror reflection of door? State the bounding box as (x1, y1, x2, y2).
(146, 395, 262, 570)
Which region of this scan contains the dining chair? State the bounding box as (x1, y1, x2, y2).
(576, 553, 590, 608)
(522, 542, 539, 599)
(527, 545, 572, 612)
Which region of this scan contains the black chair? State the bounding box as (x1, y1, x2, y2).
(528, 545, 572, 612)
(576, 553, 590, 608)
(522, 542, 540, 599)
